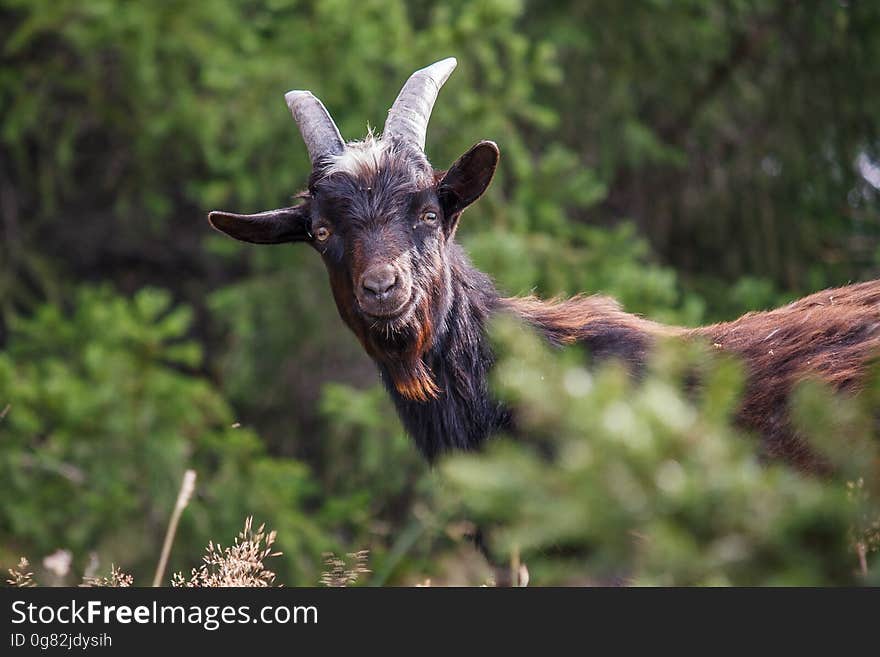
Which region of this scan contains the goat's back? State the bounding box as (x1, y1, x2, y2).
(691, 279, 880, 470)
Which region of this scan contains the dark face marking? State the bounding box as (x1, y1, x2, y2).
(307, 150, 453, 400)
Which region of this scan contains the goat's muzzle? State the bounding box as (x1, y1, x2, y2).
(356, 263, 413, 320)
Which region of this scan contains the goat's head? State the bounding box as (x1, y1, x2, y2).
(209, 59, 499, 401)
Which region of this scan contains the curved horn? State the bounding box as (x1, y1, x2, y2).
(284, 90, 345, 166)
(384, 57, 457, 151)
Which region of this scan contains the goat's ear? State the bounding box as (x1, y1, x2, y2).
(438, 140, 499, 228)
(208, 204, 311, 244)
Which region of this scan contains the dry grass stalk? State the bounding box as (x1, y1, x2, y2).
(152, 469, 197, 587)
(171, 516, 281, 587)
(847, 477, 880, 576)
(857, 542, 869, 576)
(510, 546, 530, 587)
(7, 557, 36, 587)
(320, 550, 370, 587)
(81, 565, 134, 587)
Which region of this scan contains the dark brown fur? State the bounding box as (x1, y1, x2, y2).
(692, 281, 880, 471)
(503, 283, 880, 472)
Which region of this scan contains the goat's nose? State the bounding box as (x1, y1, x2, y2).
(361, 264, 398, 298)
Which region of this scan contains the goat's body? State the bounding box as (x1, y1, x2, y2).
(386, 248, 880, 468)
(690, 280, 880, 470)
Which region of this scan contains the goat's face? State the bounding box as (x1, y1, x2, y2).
(312, 138, 497, 336)
(208, 59, 498, 400)
(209, 138, 497, 398)
(313, 140, 439, 330)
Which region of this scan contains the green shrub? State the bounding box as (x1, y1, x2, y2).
(435, 318, 880, 585)
(0, 286, 329, 583)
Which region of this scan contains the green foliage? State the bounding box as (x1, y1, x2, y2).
(1, 287, 207, 553)
(525, 0, 880, 291)
(0, 287, 329, 583)
(315, 384, 442, 584)
(466, 222, 702, 324)
(436, 319, 880, 585)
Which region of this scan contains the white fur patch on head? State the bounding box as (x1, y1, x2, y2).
(325, 131, 395, 180)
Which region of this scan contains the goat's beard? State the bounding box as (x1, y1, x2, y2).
(362, 288, 442, 402)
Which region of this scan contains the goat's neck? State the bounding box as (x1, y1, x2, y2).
(381, 247, 666, 459)
(379, 247, 507, 460)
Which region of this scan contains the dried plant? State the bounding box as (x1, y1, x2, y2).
(171, 516, 281, 587)
(320, 550, 370, 587)
(153, 469, 197, 586)
(510, 546, 530, 587)
(7, 557, 36, 587)
(847, 478, 880, 575)
(81, 564, 134, 587)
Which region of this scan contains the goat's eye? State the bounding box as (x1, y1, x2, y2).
(314, 226, 331, 241)
(421, 211, 438, 223)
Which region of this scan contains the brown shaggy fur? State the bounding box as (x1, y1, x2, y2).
(504, 281, 880, 472)
(692, 280, 880, 471)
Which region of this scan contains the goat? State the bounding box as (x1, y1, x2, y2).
(209, 58, 880, 473)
